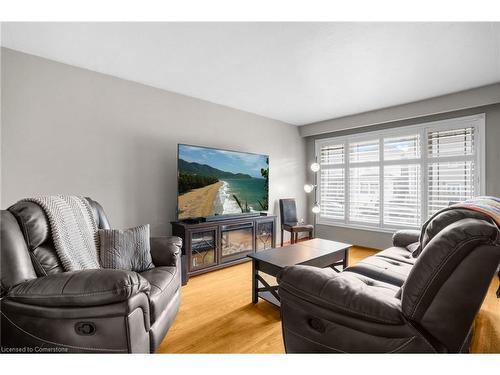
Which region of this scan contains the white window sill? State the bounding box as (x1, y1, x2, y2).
(316, 218, 419, 234)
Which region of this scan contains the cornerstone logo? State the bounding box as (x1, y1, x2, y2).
(1, 346, 69, 353)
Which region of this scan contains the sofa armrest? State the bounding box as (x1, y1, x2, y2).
(392, 229, 420, 248)
(6, 269, 150, 307)
(278, 265, 404, 324)
(150, 236, 182, 267)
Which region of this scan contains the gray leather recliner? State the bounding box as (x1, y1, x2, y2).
(278, 208, 500, 353)
(0, 198, 181, 353)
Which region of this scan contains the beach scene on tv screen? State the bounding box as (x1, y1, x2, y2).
(177, 145, 269, 220)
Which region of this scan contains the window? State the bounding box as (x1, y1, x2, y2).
(319, 142, 345, 220)
(315, 114, 484, 231)
(426, 127, 476, 216)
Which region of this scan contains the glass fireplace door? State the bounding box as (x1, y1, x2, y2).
(190, 228, 217, 271)
(256, 220, 274, 251)
(221, 222, 254, 263)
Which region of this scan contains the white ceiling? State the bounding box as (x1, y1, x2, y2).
(2, 22, 499, 125)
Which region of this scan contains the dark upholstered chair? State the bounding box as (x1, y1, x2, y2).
(279, 198, 313, 246)
(0, 198, 181, 353)
(278, 208, 500, 353)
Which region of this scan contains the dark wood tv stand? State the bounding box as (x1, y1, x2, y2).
(171, 214, 277, 285)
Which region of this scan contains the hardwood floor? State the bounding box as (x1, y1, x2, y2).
(158, 246, 499, 353)
(158, 258, 284, 353)
(471, 274, 500, 353)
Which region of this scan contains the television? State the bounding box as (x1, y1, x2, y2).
(177, 144, 269, 220)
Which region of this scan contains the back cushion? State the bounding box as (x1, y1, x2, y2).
(8, 198, 110, 277)
(8, 202, 64, 276)
(402, 217, 498, 321)
(86, 197, 111, 230)
(1, 211, 37, 293)
(280, 199, 298, 224)
(420, 208, 490, 249)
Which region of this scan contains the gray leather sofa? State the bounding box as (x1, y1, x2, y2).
(278, 208, 500, 353)
(0, 198, 181, 353)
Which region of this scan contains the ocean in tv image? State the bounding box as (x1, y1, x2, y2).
(177, 144, 269, 220)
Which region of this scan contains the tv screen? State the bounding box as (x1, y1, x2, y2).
(177, 144, 269, 220)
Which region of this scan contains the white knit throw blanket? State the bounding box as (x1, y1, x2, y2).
(20, 195, 100, 271)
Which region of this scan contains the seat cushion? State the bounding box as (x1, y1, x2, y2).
(346, 255, 413, 287)
(283, 222, 313, 231)
(375, 247, 416, 265)
(7, 269, 150, 307)
(278, 265, 403, 324)
(140, 266, 180, 323)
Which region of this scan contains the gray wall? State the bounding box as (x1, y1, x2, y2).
(3, 47, 499, 249)
(304, 103, 500, 250)
(300, 83, 500, 137)
(1, 48, 307, 239)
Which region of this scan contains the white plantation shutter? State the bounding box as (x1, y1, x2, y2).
(349, 140, 379, 163)
(384, 164, 421, 226)
(348, 138, 380, 224)
(427, 126, 477, 216)
(427, 127, 475, 157)
(320, 169, 345, 219)
(315, 114, 483, 231)
(320, 143, 344, 165)
(383, 133, 421, 227)
(349, 167, 379, 223)
(384, 134, 420, 160)
(319, 143, 345, 220)
(428, 161, 476, 216)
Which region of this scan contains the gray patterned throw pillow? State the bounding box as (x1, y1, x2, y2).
(99, 224, 154, 272)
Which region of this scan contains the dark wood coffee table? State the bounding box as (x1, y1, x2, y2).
(247, 238, 351, 307)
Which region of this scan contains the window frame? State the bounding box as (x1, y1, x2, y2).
(315, 113, 486, 233)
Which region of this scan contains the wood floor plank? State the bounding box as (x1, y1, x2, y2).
(158, 246, 499, 353)
(471, 274, 500, 353)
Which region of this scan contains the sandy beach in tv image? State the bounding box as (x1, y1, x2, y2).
(177, 145, 269, 220)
